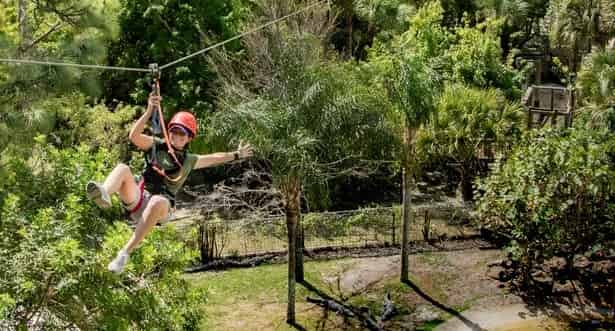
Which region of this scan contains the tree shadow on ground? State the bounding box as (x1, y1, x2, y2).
(288, 320, 307, 331)
(402, 279, 486, 331)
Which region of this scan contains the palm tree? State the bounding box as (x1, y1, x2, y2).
(388, 54, 438, 282)
(208, 1, 398, 321)
(375, 1, 446, 283)
(575, 47, 615, 129)
(211, 61, 398, 324)
(419, 84, 524, 202)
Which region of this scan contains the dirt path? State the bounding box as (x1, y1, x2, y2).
(435, 304, 567, 331)
(329, 248, 573, 330)
(335, 255, 400, 294)
(333, 248, 521, 307)
(322, 248, 534, 330)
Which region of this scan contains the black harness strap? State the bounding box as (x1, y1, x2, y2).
(145, 63, 184, 184)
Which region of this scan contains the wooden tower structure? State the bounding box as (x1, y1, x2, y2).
(522, 84, 575, 129)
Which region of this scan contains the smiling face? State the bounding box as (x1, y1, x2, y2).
(169, 125, 192, 150)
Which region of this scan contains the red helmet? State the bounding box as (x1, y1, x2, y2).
(168, 111, 197, 137)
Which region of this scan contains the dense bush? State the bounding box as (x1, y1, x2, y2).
(0, 140, 203, 330)
(574, 48, 615, 131)
(477, 128, 615, 266)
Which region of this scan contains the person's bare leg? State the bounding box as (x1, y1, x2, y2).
(108, 196, 170, 273)
(123, 196, 170, 253)
(102, 163, 140, 205)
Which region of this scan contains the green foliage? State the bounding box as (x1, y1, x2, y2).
(548, 0, 614, 50)
(577, 48, 615, 105)
(475, 0, 549, 56)
(418, 84, 524, 200)
(0, 1, 123, 155)
(424, 84, 524, 160)
(477, 128, 615, 261)
(0, 0, 120, 96)
(0, 95, 137, 160)
(0, 141, 203, 329)
(574, 47, 615, 131)
(104, 0, 241, 116)
(397, 1, 451, 60)
(439, 0, 479, 27)
(546, 0, 615, 72)
(222, 61, 396, 186)
(388, 53, 440, 128)
(370, 1, 446, 130)
(354, 0, 415, 40)
(444, 19, 518, 97)
(210, 22, 398, 199)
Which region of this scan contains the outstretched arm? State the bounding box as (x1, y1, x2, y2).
(194, 141, 254, 169)
(129, 95, 158, 151)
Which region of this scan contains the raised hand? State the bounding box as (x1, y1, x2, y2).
(237, 140, 254, 159)
(148, 94, 162, 110)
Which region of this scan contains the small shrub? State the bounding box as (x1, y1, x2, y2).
(477, 128, 615, 268)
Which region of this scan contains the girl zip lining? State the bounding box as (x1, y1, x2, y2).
(0, 0, 329, 274)
(86, 77, 253, 274)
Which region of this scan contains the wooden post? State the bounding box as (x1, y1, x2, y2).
(535, 59, 542, 84)
(401, 165, 412, 282)
(567, 87, 575, 128)
(550, 88, 556, 126)
(391, 209, 396, 246)
(524, 87, 534, 129)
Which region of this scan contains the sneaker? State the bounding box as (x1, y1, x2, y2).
(86, 181, 112, 209)
(108, 250, 129, 274)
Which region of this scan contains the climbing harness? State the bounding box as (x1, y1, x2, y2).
(146, 63, 185, 184)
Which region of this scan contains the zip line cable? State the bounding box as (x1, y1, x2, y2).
(0, 58, 150, 72)
(0, 0, 329, 73)
(159, 0, 328, 70)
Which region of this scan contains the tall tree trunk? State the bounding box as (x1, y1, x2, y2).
(347, 12, 353, 59)
(401, 125, 415, 282)
(460, 167, 474, 203)
(18, 0, 29, 54)
(296, 221, 304, 282)
(283, 176, 301, 324)
(199, 223, 208, 263)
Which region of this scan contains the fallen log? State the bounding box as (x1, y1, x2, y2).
(185, 254, 277, 272)
(380, 292, 396, 322)
(306, 297, 355, 317)
(306, 296, 382, 331)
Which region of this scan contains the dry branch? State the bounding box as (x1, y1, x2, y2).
(306, 296, 383, 331)
(380, 293, 396, 322)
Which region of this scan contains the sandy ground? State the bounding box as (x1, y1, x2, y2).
(335, 248, 521, 307)
(435, 304, 567, 331)
(332, 249, 570, 331)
